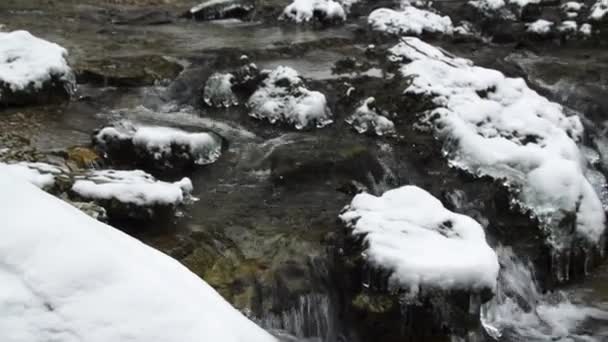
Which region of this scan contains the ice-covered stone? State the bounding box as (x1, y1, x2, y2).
(388, 37, 605, 251)
(280, 0, 348, 23)
(0, 30, 74, 106)
(247, 66, 333, 129)
(0, 172, 277, 342)
(368, 7, 453, 36)
(345, 97, 395, 137)
(203, 72, 239, 108)
(94, 121, 223, 172)
(340, 185, 499, 295)
(187, 0, 255, 21)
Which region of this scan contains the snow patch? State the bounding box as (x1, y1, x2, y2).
(389, 37, 605, 248)
(368, 7, 453, 36)
(0, 172, 277, 342)
(0, 161, 62, 189)
(247, 66, 332, 129)
(340, 185, 499, 294)
(0, 30, 73, 92)
(526, 19, 554, 34)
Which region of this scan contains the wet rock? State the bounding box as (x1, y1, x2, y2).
(64, 198, 109, 222)
(185, 0, 256, 21)
(70, 169, 194, 223)
(76, 55, 183, 87)
(93, 121, 223, 174)
(0, 30, 75, 106)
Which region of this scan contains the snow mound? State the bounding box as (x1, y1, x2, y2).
(280, 0, 348, 23)
(340, 185, 499, 294)
(203, 72, 238, 108)
(389, 37, 605, 248)
(95, 121, 223, 167)
(526, 19, 554, 34)
(0, 30, 73, 92)
(368, 7, 453, 36)
(0, 161, 62, 189)
(0, 172, 277, 342)
(72, 169, 193, 207)
(247, 66, 333, 129)
(346, 97, 395, 137)
(590, 0, 608, 20)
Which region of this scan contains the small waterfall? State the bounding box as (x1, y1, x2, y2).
(260, 293, 337, 342)
(482, 247, 608, 341)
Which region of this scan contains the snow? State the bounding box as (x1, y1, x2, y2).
(280, 0, 346, 23)
(590, 0, 608, 20)
(0, 30, 73, 92)
(247, 66, 333, 129)
(469, 0, 539, 12)
(204, 72, 238, 108)
(0, 172, 277, 342)
(368, 7, 453, 36)
(339, 185, 499, 294)
(526, 19, 554, 34)
(72, 169, 193, 207)
(562, 1, 583, 12)
(0, 161, 62, 189)
(580, 23, 592, 35)
(388, 37, 605, 247)
(558, 20, 578, 32)
(345, 97, 395, 136)
(95, 122, 223, 166)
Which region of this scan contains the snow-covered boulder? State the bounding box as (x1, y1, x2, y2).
(280, 0, 348, 24)
(368, 7, 453, 36)
(590, 0, 608, 21)
(71, 169, 194, 222)
(0, 172, 277, 342)
(94, 121, 223, 173)
(0, 161, 63, 190)
(203, 72, 239, 108)
(247, 66, 333, 130)
(526, 19, 554, 35)
(558, 20, 578, 33)
(186, 0, 255, 21)
(0, 30, 74, 106)
(388, 37, 605, 255)
(340, 185, 499, 295)
(345, 97, 395, 137)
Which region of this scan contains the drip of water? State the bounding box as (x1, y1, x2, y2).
(482, 247, 608, 341)
(260, 294, 336, 342)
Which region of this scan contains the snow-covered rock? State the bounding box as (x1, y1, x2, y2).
(345, 97, 395, 137)
(0, 30, 74, 106)
(94, 121, 223, 172)
(590, 0, 608, 21)
(468, 0, 539, 14)
(526, 19, 554, 34)
(368, 7, 453, 36)
(580, 22, 593, 35)
(0, 172, 277, 342)
(340, 185, 499, 295)
(187, 0, 255, 21)
(203, 72, 239, 108)
(388, 37, 605, 250)
(558, 20, 578, 33)
(247, 66, 333, 129)
(0, 161, 63, 189)
(72, 169, 193, 221)
(280, 0, 348, 23)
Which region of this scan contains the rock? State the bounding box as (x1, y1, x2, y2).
(0, 31, 75, 106)
(70, 169, 194, 222)
(93, 121, 223, 174)
(76, 55, 183, 87)
(66, 146, 103, 169)
(185, 0, 256, 21)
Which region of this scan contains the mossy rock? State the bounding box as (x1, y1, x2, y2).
(67, 146, 102, 169)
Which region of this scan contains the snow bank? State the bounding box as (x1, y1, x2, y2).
(0, 172, 276, 342)
(368, 7, 453, 36)
(95, 121, 223, 167)
(389, 37, 605, 247)
(526, 19, 554, 34)
(72, 169, 193, 207)
(0, 161, 62, 189)
(280, 0, 346, 23)
(247, 66, 333, 129)
(203, 72, 238, 108)
(345, 97, 395, 136)
(590, 0, 608, 20)
(340, 185, 499, 294)
(0, 30, 73, 92)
